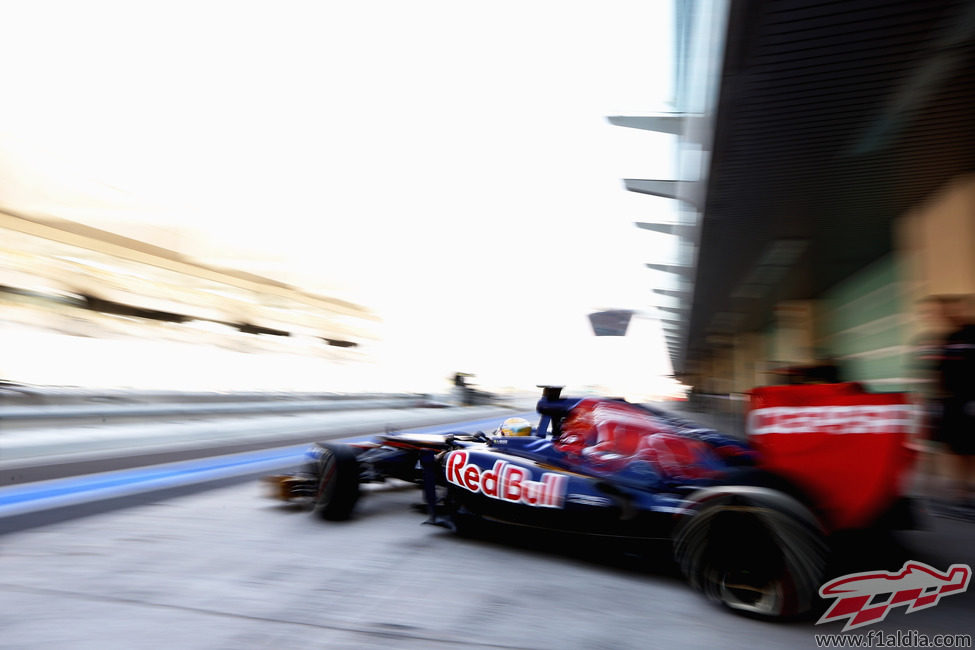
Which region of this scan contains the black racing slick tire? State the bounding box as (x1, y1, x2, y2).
(673, 488, 828, 620)
(313, 444, 360, 521)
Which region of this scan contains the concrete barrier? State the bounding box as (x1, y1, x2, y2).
(0, 396, 431, 424)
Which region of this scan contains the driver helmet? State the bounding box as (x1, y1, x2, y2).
(496, 417, 533, 437)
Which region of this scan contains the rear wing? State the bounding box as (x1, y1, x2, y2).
(748, 382, 918, 531)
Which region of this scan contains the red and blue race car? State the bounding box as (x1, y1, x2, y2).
(268, 384, 917, 620)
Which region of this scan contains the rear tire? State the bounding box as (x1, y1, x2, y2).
(313, 444, 360, 521)
(674, 490, 827, 619)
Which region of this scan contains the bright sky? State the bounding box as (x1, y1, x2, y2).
(0, 1, 681, 394)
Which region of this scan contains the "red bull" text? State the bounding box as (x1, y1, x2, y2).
(445, 451, 566, 508)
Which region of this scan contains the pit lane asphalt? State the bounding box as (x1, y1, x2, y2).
(1, 478, 973, 649)
(0, 412, 972, 648)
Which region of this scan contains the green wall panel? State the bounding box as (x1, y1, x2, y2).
(819, 255, 909, 391)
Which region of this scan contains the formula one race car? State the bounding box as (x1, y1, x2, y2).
(267, 384, 917, 620)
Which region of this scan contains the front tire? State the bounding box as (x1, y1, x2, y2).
(673, 490, 827, 619)
(313, 444, 360, 521)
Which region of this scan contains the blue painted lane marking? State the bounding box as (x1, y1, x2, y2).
(0, 412, 534, 518)
(0, 446, 309, 518)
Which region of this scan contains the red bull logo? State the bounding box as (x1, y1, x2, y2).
(817, 561, 971, 631)
(445, 451, 566, 508)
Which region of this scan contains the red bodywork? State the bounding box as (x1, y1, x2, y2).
(749, 383, 917, 531)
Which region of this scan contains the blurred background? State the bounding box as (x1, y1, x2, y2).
(2, 0, 974, 407)
(0, 0, 687, 400)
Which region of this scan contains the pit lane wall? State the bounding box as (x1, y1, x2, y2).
(0, 386, 436, 424)
(0, 388, 530, 486)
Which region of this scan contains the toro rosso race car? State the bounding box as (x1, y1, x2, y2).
(267, 384, 917, 620)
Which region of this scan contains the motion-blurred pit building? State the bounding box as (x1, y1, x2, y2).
(612, 0, 975, 404)
(0, 207, 379, 388)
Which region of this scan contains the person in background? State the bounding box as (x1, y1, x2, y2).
(452, 372, 471, 406)
(933, 295, 975, 512)
(911, 297, 953, 502)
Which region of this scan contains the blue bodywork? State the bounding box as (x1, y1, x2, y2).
(292, 389, 754, 538)
(431, 391, 755, 538)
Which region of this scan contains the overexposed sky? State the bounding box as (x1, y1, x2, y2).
(0, 0, 681, 392)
